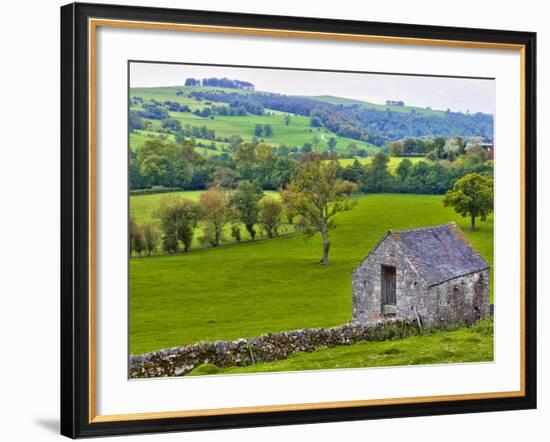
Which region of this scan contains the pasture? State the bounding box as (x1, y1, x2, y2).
(130, 86, 379, 154)
(129, 193, 493, 355)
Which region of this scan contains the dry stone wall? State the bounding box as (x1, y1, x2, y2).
(130, 318, 423, 378)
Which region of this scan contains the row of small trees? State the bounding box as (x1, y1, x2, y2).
(130, 155, 359, 264)
(129, 221, 161, 257)
(129, 184, 287, 257)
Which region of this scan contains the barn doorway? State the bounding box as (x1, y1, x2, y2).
(381, 265, 397, 316)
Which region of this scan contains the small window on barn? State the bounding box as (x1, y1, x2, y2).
(381, 265, 397, 316)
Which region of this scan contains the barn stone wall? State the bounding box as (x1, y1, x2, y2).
(352, 236, 424, 322)
(428, 269, 491, 324)
(352, 236, 491, 326)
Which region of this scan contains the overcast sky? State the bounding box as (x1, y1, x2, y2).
(130, 62, 495, 114)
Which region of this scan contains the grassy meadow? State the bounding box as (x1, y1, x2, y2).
(130, 86, 379, 154)
(129, 193, 493, 355)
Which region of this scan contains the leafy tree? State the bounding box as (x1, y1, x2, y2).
(444, 136, 465, 160)
(231, 180, 263, 240)
(270, 155, 297, 189)
(129, 111, 147, 131)
(230, 225, 241, 242)
(301, 143, 312, 154)
(263, 124, 273, 137)
(161, 118, 182, 131)
(227, 134, 243, 152)
(284, 207, 297, 225)
(277, 144, 290, 156)
(342, 159, 366, 184)
(142, 223, 160, 256)
(362, 152, 395, 192)
(136, 139, 201, 189)
(403, 137, 418, 154)
(433, 136, 446, 158)
(403, 161, 450, 194)
(130, 222, 145, 256)
(211, 167, 240, 189)
(129, 151, 149, 189)
(443, 173, 494, 230)
(129, 217, 139, 255)
(185, 78, 199, 86)
(281, 155, 357, 264)
(162, 234, 178, 254)
(388, 140, 404, 156)
(200, 187, 236, 247)
(346, 142, 358, 157)
(254, 124, 263, 137)
(195, 107, 212, 118)
(138, 104, 169, 120)
(310, 117, 322, 127)
(258, 196, 283, 238)
(311, 135, 321, 151)
(426, 150, 439, 161)
(235, 142, 257, 165)
(284, 115, 291, 125)
(395, 158, 413, 181)
(155, 195, 201, 252)
(465, 137, 486, 159)
(255, 143, 274, 164)
(327, 137, 337, 152)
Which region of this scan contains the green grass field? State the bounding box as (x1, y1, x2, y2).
(130, 193, 493, 355)
(189, 320, 493, 375)
(130, 86, 379, 154)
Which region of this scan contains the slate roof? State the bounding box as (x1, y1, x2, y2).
(388, 223, 490, 287)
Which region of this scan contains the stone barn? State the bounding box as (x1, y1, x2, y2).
(352, 223, 490, 326)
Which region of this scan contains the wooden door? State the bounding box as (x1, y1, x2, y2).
(381, 265, 396, 306)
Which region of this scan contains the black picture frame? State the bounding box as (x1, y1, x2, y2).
(61, 2, 537, 438)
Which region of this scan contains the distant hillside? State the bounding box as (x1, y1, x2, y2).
(129, 86, 379, 155)
(306, 95, 445, 116)
(185, 87, 494, 144)
(129, 85, 493, 155)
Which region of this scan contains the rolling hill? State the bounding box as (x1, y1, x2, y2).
(130, 86, 379, 155)
(129, 85, 493, 156)
(304, 95, 445, 116)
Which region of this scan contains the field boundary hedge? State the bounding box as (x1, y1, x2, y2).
(130, 187, 184, 196)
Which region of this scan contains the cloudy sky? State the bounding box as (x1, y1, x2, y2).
(130, 62, 495, 115)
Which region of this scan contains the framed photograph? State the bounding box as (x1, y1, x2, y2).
(60, 2, 537, 438)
